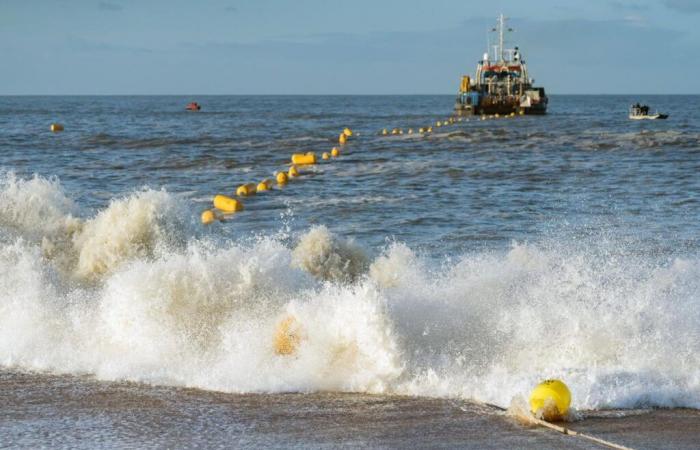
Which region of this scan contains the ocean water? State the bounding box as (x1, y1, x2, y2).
(1, 95, 699, 446)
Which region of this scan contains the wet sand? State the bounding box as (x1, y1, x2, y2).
(1, 371, 698, 449)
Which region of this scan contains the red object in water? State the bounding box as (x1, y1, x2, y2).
(186, 102, 201, 111)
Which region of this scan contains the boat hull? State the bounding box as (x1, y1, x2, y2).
(629, 114, 668, 120)
(454, 101, 547, 116)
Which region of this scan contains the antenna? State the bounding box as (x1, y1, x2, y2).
(495, 13, 514, 62)
(498, 14, 505, 62)
(486, 28, 490, 60)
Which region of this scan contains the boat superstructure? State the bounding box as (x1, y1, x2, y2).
(455, 14, 548, 116)
(629, 104, 668, 120)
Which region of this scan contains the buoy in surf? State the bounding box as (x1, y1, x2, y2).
(273, 315, 302, 355)
(50, 123, 64, 132)
(436, 121, 442, 127)
(256, 179, 272, 192)
(322, 152, 330, 160)
(236, 183, 256, 196)
(331, 147, 340, 157)
(342, 127, 353, 137)
(201, 209, 216, 225)
(288, 165, 300, 178)
(529, 379, 571, 422)
(291, 152, 316, 165)
(382, 129, 388, 135)
(276, 171, 288, 185)
(427, 127, 433, 132)
(408, 129, 413, 134)
(418, 128, 425, 133)
(213, 194, 243, 213)
(339, 133, 347, 144)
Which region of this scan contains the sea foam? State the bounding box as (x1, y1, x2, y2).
(1, 173, 698, 410)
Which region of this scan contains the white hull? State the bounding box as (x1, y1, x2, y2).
(629, 114, 667, 120)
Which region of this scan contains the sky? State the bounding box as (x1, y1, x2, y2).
(1, 0, 699, 94)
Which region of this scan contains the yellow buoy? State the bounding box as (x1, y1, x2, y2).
(520, 110, 525, 116)
(331, 147, 340, 157)
(50, 123, 64, 132)
(213, 194, 243, 213)
(291, 152, 316, 165)
(288, 165, 300, 178)
(436, 121, 442, 127)
(339, 133, 347, 144)
(276, 171, 288, 185)
(529, 379, 571, 422)
(427, 126, 432, 132)
(382, 129, 388, 135)
(322, 152, 330, 160)
(236, 183, 256, 196)
(201, 209, 216, 225)
(399, 129, 404, 135)
(343, 127, 353, 137)
(273, 315, 302, 356)
(408, 129, 413, 134)
(418, 128, 425, 133)
(256, 179, 272, 192)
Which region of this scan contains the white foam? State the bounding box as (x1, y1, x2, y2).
(291, 225, 368, 282)
(1, 173, 699, 410)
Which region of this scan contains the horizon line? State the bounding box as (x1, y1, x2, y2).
(1, 93, 698, 97)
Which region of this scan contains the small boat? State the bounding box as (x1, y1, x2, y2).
(186, 102, 201, 111)
(629, 104, 668, 120)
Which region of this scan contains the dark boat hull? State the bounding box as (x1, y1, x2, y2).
(454, 101, 547, 116)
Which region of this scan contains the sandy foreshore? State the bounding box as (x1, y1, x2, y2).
(1, 371, 698, 449)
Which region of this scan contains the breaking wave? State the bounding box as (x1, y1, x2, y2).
(1, 173, 699, 410)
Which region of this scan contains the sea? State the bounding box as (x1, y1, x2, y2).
(0, 95, 699, 448)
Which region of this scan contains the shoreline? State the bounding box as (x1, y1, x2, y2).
(2, 370, 699, 449)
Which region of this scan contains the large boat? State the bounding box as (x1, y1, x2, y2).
(455, 14, 548, 116)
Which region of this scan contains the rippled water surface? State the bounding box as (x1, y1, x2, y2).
(2, 95, 698, 253)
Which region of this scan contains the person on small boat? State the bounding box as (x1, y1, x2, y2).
(631, 103, 650, 116)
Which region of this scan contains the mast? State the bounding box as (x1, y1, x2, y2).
(498, 13, 505, 62)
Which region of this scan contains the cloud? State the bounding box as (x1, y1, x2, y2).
(98, 2, 123, 12)
(66, 35, 153, 54)
(609, 1, 649, 11)
(663, 0, 700, 13)
(168, 16, 696, 94)
(623, 14, 648, 26)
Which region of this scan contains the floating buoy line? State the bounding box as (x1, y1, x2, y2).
(201, 128, 352, 224)
(379, 110, 524, 137)
(201, 110, 528, 224)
